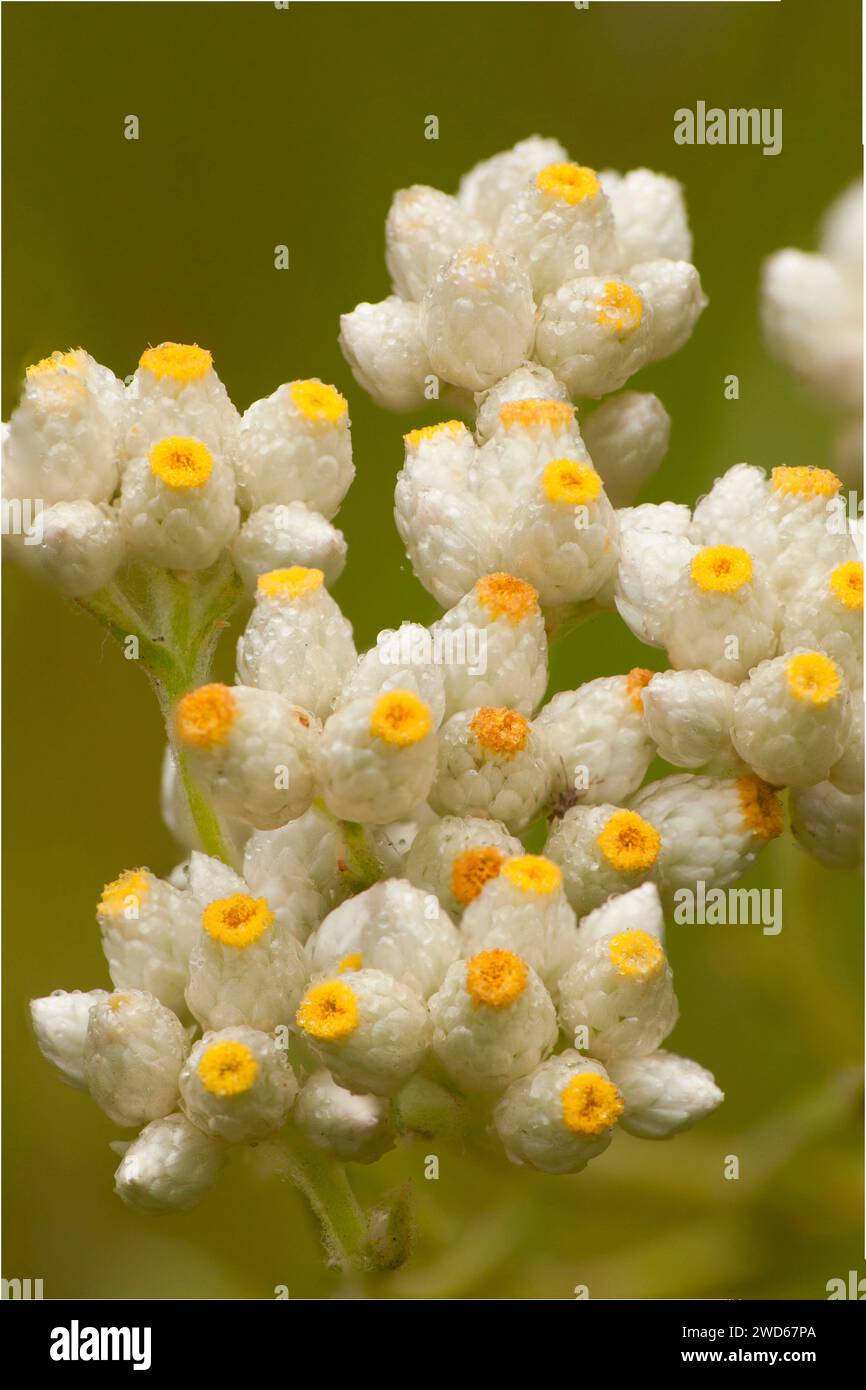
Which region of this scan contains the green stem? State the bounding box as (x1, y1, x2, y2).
(275, 1131, 370, 1272)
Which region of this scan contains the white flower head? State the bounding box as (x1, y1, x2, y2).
(607, 1050, 723, 1140)
(731, 650, 851, 788)
(294, 1070, 394, 1165)
(404, 814, 523, 919)
(114, 1112, 227, 1213)
(294, 969, 430, 1097)
(430, 706, 554, 833)
(319, 689, 438, 825)
(180, 1025, 297, 1142)
(83, 989, 190, 1128)
(236, 379, 353, 518)
(119, 434, 238, 570)
(460, 855, 579, 999)
(493, 1050, 622, 1174)
(30, 988, 110, 1089)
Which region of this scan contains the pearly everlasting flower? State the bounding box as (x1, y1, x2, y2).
(185, 890, 308, 1034)
(429, 706, 554, 833)
(581, 390, 671, 507)
(537, 668, 656, 807)
(32, 500, 124, 597)
(420, 246, 536, 392)
(474, 362, 568, 442)
(429, 950, 557, 1093)
(293, 1069, 394, 1165)
(97, 867, 200, 1019)
(493, 1051, 622, 1175)
(335, 622, 447, 729)
(319, 689, 438, 825)
(404, 814, 523, 918)
(506, 456, 620, 607)
(606, 1051, 724, 1139)
(175, 683, 320, 830)
(124, 342, 240, 465)
(431, 574, 548, 718)
(600, 168, 693, 266)
(641, 668, 739, 771)
(790, 781, 864, 871)
(460, 855, 579, 998)
(233, 502, 347, 592)
(236, 566, 356, 720)
(114, 1112, 227, 1213)
(780, 559, 863, 689)
(730, 651, 851, 788)
(30, 989, 110, 1089)
(83, 990, 190, 1128)
(306, 879, 459, 1000)
(235, 379, 354, 518)
(119, 434, 238, 570)
(238, 833, 326, 944)
(338, 296, 431, 413)
(545, 803, 663, 914)
(629, 773, 784, 902)
(180, 1026, 297, 1143)
(534, 273, 654, 398)
(294, 969, 430, 1097)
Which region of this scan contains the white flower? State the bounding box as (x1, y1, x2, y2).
(658, 542, 776, 683)
(319, 689, 437, 825)
(780, 559, 863, 689)
(124, 342, 240, 466)
(474, 363, 568, 442)
(730, 651, 851, 788)
(338, 296, 430, 413)
(294, 969, 430, 1097)
(335, 622, 447, 728)
(581, 391, 670, 507)
(790, 781, 864, 871)
(83, 990, 190, 1128)
(236, 566, 356, 720)
(306, 879, 460, 999)
(30, 988, 109, 1089)
(119, 435, 238, 570)
(429, 706, 554, 833)
(114, 1112, 226, 1213)
(432, 574, 548, 717)
(235, 379, 353, 518)
(460, 855, 579, 999)
(545, 803, 663, 914)
(641, 668, 739, 770)
(238, 835, 326, 944)
(97, 867, 200, 1019)
(3, 353, 118, 504)
(404, 814, 523, 919)
(493, 1050, 622, 1174)
(457, 135, 569, 231)
(420, 246, 536, 392)
(535, 274, 654, 398)
(180, 1026, 297, 1143)
(232, 502, 347, 592)
(32, 500, 124, 597)
(429, 950, 557, 1093)
(536, 669, 656, 806)
(174, 683, 320, 830)
(606, 1050, 723, 1139)
(600, 168, 693, 265)
(293, 1070, 393, 1165)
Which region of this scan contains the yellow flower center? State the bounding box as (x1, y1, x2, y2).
(498, 399, 575, 432)
(256, 566, 324, 601)
(561, 1073, 624, 1135)
(771, 466, 841, 498)
(736, 777, 785, 839)
(536, 162, 600, 204)
(502, 855, 562, 895)
(466, 949, 527, 1008)
(99, 869, 151, 917)
(369, 690, 432, 747)
(175, 683, 238, 749)
(139, 342, 213, 383)
(26, 349, 84, 379)
(296, 980, 359, 1041)
(597, 810, 661, 872)
(690, 545, 753, 594)
(609, 929, 664, 979)
(404, 420, 466, 449)
(595, 281, 643, 335)
(289, 379, 347, 424)
(470, 706, 529, 756)
(785, 652, 841, 706)
(339, 952, 363, 973)
(542, 458, 602, 507)
(197, 1040, 259, 1097)
(202, 894, 274, 949)
(829, 560, 863, 611)
(475, 573, 540, 624)
(149, 436, 214, 489)
(625, 667, 654, 713)
(451, 847, 506, 906)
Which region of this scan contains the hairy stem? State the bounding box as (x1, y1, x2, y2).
(275, 1131, 370, 1272)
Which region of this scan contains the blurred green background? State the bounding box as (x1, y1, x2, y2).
(3, 1, 862, 1299)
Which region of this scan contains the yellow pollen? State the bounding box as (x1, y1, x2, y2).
(498, 399, 575, 432)
(369, 689, 432, 747)
(198, 1040, 259, 1097)
(561, 1073, 624, 1135)
(502, 855, 562, 896)
(296, 980, 359, 1041)
(404, 420, 466, 449)
(830, 561, 863, 611)
(771, 466, 841, 498)
(536, 162, 600, 205)
(26, 349, 84, 378)
(625, 667, 654, 713)
(595, 281, 643, 335)
(149, 436, 214, 490)
(257, 566, 324, 601)
(451, 847, 506, 906)
(202, 894, 274, 949)
(460, 243, 493, 264)
(736, 777, 785, 840)
(175, 683, 238, 749)
(99, 869, 151, 917)
(139, 342, 213, 383)
(542, 457, 602, 507)
(690, 545, 753, 594)
(339, 952, 363, 973)
(471, 706, 529, 756)
(597, 810, 661, 872)
(108, 993, 131, 1013)
(290, 379, 347, 424)
(785, 652, 841, 706)
(466, 949, 527, 1008)
(475, 572, 540, 624)
(609, 929, 664, 979)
